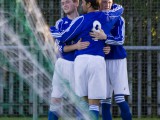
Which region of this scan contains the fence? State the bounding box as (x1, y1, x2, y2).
(116, 47, 160, 118)
(0, 47, 160, 118)
(0, 0, 160, 119)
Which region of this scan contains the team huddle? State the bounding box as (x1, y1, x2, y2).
(48, 0, 132, 120)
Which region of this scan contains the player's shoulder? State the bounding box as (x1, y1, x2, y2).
(55, 17, 72, 29)
(55, 18, 63, 29)
(70, 15, 84, 25)
(74, 15, 84, 21)
(83, 11, 103, 21)
(56, 17, 69, 24)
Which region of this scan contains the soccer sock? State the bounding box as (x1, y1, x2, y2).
(48, 102, 61, 120)
(101, 98, 112, 120)
(89, 105, 99, 120)
(76, 109, 82, 120)
(114, 95, 132, 120)
(76, 100, 88, 120)
(48, 111, 58, 120)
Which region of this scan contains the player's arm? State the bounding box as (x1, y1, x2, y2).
(50, 19, 63, 38)
(54, 39, 64, 53)
(90, 17, 125, 45)
(103, 45, 111, 55)
(90, 28, 107, 40)
(104, 4, 124, 17)
(50, 20, 89, 53)
(102, 4, 124, 30)
(63, 39, 90, 52)
(51, 16, 84, 43)
(105, 17, 125, 45)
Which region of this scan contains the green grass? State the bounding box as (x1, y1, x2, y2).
(0, 117, 160, 120)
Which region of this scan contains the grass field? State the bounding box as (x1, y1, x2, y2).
(0, 117, 160, 120)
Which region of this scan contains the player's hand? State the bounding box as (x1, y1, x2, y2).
(90, 28, 107, 40)
(103, 45, 111, 54)
(76, 38, 90, 50)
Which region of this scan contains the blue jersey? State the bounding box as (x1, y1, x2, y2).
(51, 4, 123, 57)
(50, 17, 77, 61)
(105, 16, 127, 59)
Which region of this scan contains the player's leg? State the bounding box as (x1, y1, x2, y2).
(48, 59, 64, 120)
(111, 58, 132, 120)
(114, 94, 131, 120)
(74, 56, 89, 120)
(74, 55, 88, 97)
(48, 84, 62, 120)
(88, 55, 107, 120)
(48, 98, 62, 120)
(76, 96, 89, 120)
(101, 60, 113, 120)
(88, 99, 100, 120)
(49, 58, 74, 120)
(101, 97, 112, 120)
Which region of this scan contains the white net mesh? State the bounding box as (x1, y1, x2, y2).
(0, 0, 93, 119)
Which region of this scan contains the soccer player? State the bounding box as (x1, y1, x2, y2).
(51, 0, 124, 119)
(90, 0, 132, 120)
(48, 0, 90, 120)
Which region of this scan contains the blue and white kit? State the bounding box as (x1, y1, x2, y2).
(105, 15, 130, 98)
(51, 4, 124, 99)
(50, 16, 78, 98)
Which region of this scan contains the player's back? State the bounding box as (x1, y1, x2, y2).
(75, 11, 117, 57)
(51, 6, 123, 57)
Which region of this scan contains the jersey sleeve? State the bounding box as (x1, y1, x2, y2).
(50, 26, 62, 38)
(106, 17, 125, 45)
(51, 16, 84, 43)
(55, 19, 63, 30)
(50, 19, 65, 53)
(104, 4, 124, 17)
(55, 39, 65, 53)
(102, 4, 124, 34)
(50, 18, 63, 38)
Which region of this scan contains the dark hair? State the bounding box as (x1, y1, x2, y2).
(85, 0, 100, 10)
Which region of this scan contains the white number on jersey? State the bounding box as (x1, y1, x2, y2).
(92, 20, 102, 41)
